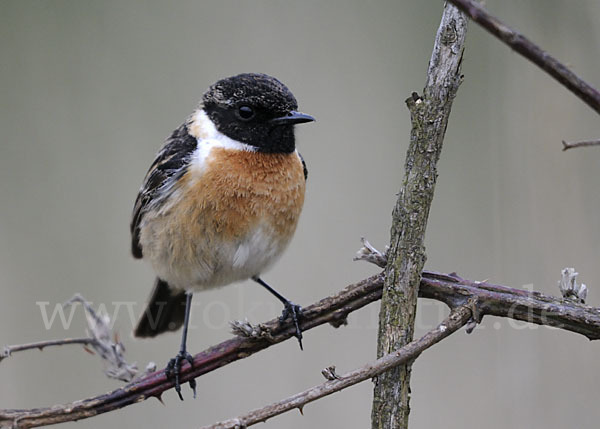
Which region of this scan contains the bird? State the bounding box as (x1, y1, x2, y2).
(130, 73, 314, 399)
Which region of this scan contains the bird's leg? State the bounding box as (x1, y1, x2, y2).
(165, 291, 197, 400)
(252, 276, 304, 350)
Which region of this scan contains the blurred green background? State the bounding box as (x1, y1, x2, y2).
(1, 1, 600, 428)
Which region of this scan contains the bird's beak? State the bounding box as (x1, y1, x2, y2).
(270, 111, 315, 126)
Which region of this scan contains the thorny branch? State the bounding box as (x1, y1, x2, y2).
(203, 305, 473, 429)
(2, 267, 600, 428)
(356, 240, 598, 338)
(1, 338, 96, 362)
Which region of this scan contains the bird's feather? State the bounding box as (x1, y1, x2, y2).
(130, 123, 197, 258)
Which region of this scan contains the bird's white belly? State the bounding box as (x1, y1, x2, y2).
(187, 224, 289, 290)
(141, 215, 291, 292)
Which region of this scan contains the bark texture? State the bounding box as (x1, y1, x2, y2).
(371, 4, 468, 428)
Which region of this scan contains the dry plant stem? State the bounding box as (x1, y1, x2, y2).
(448, 0, 600, 116)
(204, 305, 473, 429)
(1, 338, 96, 362)
(372, 4, 467, 428)
(562, 139, 600, 151)
(2, 271, 600, 427)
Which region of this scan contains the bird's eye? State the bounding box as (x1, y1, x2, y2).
(238, 105, 255, 121)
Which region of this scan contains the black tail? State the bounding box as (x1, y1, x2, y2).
(134, 278, 188, 338)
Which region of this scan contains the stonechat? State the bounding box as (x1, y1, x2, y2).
(130, 73, 314, 399)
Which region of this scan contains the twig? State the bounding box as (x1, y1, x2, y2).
(353, 237, 388, 268)
(203, 305, 472, 429)
(2, 270, 600, 427)
(562, 139, 600, 151)
(2, 295, 138, 382)
(1, 338, 97, 362)
(447, 0, 600, 116)
(558, 267, 587, 303)
(65, 295, 138, 382)
(372, 3, 468, 427)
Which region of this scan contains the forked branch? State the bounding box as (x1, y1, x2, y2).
(203, 305, 473, 429)
(2, 270, 600, 428)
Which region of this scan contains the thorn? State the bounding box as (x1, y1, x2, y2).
(155, 394, 165, 406)
(465, 320, 478, 334)
(190, 378, 197, 399)
(298, 405, 304, 415)
(83, 346, 95, 355)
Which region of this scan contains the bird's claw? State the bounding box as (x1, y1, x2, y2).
(280, 301, 304, 350)
(165, 350, 196, 400)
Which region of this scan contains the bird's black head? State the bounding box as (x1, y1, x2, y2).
(202, 73, 314, 153)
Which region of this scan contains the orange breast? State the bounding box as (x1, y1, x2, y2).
(168, 148, 305, 261)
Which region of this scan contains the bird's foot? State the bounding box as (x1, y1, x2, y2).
(165, 350, 196, 400)
(279, 301, 304, 350)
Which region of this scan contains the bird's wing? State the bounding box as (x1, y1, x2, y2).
(130, 123, 197, 258)
(298, 151, 308, 181)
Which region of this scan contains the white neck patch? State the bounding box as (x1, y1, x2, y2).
(188, 109, 255, 150)
(187, 109, 256, 177)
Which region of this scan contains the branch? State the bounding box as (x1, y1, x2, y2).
(0, 274, 384, 429)
(562, 139, 600, 151)
(1, 295, 138, 382)
(419, 271, 600, 340)
(2, 270, 600, 427)
(1, 338, 96, 363)
(204, 305, 473, 429)
(372, 3, 468, 428)
(356, 242, 600, 339)
(447, 0, 600, 116)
